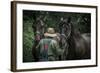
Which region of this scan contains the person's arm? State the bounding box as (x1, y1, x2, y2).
(35, 39, 44, 61)
(50, 40, 64, 56)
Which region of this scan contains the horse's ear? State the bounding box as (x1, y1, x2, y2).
(68, 17, 71, 23)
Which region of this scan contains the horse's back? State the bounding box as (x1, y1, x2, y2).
(81, 33, 91, 59)
(69, 33, 91, 60)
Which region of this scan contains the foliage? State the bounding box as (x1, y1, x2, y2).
(23, 20, 34, 62)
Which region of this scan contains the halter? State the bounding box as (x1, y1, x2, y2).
(61, 23, 71, 41)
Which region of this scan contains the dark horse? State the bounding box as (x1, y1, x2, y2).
(58, 17, 91, 60)
(32, 15, 45, 61)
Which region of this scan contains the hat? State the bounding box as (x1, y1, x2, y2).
(44, 28, 57, 37)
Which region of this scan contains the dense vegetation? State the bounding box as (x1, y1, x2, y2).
(23, 10, 91, 62)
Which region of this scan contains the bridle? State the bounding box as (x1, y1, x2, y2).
(61, 23, 71, 41)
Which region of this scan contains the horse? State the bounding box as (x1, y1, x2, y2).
(32, 15, 46, 61)
(58, 18, 91, 60)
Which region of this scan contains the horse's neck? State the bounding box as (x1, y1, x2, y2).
(70, 25, 81, 38)
(67, 27, 77, 47)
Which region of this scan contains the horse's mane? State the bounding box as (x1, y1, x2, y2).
(66, 23, 77, 59)
(66, 22, 84, 60)
(66, 22, 91, 60)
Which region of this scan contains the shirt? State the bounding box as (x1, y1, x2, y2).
(36, 38, 63, 61)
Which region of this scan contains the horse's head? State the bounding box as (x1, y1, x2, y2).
(59, 17, 72, 40)
(32, 15, 46, 44)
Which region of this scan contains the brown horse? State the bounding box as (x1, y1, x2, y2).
(32, 15, 45, 61)
(58, 18, 91, 60)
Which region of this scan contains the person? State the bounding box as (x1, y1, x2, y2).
(36, 28, 63, 61)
